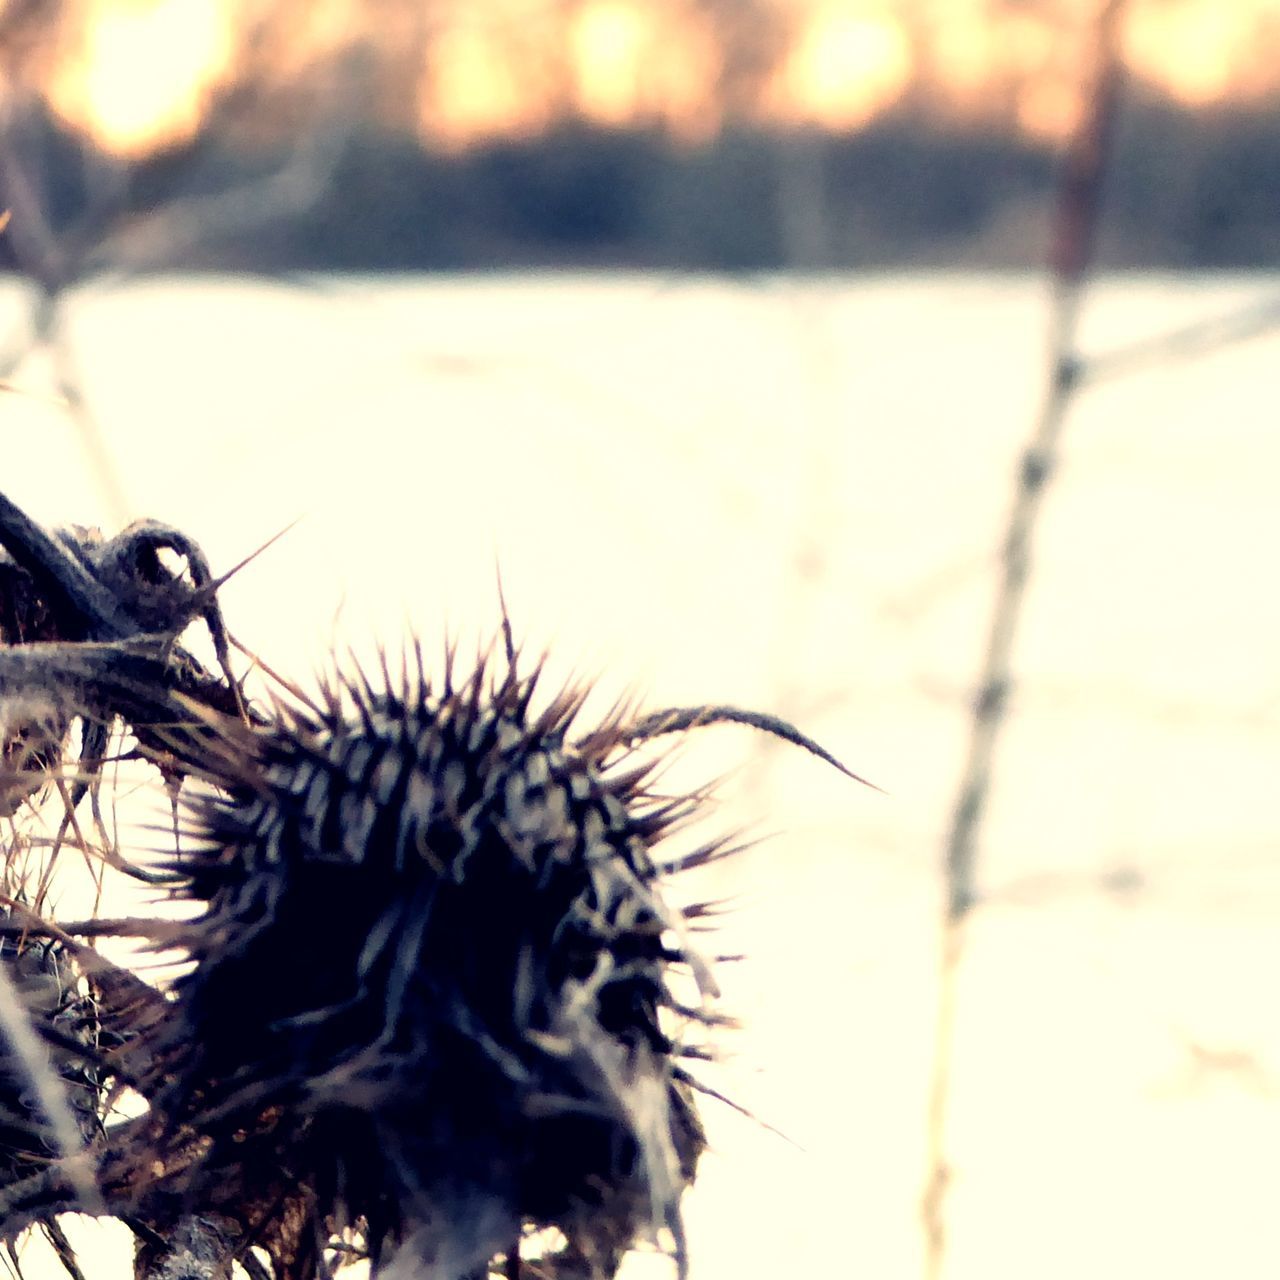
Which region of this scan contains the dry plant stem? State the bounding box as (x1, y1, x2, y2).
(0, 641, 170, 721)
(1083, 290, 1280, 385)
(0, 124, 129, 525)
(920, 4, 1128, 1277)
(0, 493, 133, 636)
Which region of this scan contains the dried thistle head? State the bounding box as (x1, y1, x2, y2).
(134, 643, 737, 1279)
(0, 625, 860, 1280)
(0, 489, 869, 1280)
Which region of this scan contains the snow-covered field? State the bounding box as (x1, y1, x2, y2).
(3, 270, 1278, 1278)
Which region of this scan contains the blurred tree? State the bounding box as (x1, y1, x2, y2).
(687, 0, 796, 121)
(0, 0, 376, 515)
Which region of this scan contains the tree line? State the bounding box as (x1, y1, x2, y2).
(2, 88, 1277, 275)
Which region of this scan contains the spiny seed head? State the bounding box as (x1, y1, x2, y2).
(148, 647, 726, 1278)
(0, 493, 868, 1280)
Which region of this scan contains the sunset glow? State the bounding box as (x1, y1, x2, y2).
(570, 2, 722, 138)
(572, 1, 647, 126)
(49, 0, 234, 155)
(423, 25, 532, 146)
(1124, 2, 1264, 106)
(776, 6, 912, 128)
(40, 0, 1280, 155)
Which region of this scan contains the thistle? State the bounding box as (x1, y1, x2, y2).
(0, 491, 868, 1280)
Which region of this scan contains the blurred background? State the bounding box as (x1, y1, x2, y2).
(1, 2, 1279, 1279)
(2, 0, 1280, 273)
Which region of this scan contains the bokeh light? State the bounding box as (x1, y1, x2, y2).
(38, 0, 1280, 155)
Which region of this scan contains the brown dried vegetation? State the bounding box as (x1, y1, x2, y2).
(0, 490, 859, 1280)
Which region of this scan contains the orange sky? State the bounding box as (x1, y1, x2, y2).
(39, 0, 1280, 156)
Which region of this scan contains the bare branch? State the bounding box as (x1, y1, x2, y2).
(1082, 291, 1280, 384)
(922, 4, 1130, 1276)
